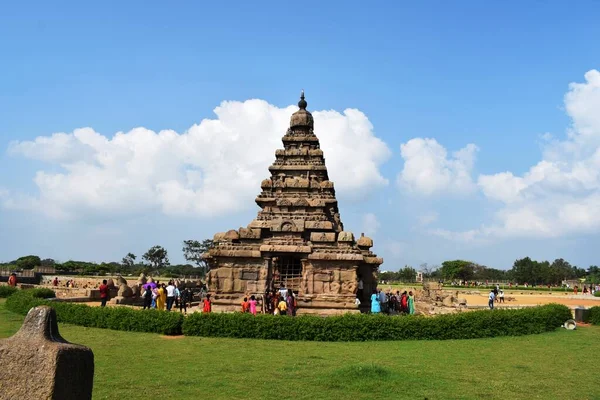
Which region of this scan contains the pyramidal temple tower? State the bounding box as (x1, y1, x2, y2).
(204, 92, 383, 314)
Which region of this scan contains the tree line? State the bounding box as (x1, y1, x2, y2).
(0, 239, 214, 278)
(379, 258, 600, 285)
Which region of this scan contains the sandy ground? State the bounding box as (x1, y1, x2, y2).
(460, 293, 600, 308)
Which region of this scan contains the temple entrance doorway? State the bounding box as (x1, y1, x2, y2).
(272, 255, 302, 294)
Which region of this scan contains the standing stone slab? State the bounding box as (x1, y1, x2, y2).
(0, 306, 94, 400)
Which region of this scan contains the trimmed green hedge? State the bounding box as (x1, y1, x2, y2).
(589, 307, 600, 325)
(6, 289, 182, 335)
(0, 285, 18, 298)
(5, 289, 572, 341)
(182, 304, 572, 341)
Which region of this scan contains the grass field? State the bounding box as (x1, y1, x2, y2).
(1, 299, 599, 400)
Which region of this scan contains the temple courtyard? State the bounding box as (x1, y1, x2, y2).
(1, 299, 598, 400)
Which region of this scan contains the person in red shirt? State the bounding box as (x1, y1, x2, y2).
(99, 279, 108, 307)
(7, 273, 17, 287)
(203, 294, 212, 313)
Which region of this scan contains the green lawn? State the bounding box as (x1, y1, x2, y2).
(1, 299, 599, 400)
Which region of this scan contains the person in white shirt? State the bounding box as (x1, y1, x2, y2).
(278, 283, 287, 300)
(488, 290, 495, 309)
(166, 281, 176, 311)
(498, 290, 505, 303)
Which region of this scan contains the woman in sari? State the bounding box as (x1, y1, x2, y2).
(157, 284, 167, 310)
(408, 291, 415, 315)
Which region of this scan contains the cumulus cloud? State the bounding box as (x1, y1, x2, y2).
(4, 99, 391, 220)
(442, 70, 600, 240)
(361, 213, 380, 236)
(397, 138, 478, 196)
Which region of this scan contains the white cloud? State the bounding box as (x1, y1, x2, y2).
(417, 211, 438, 226)
(5, 99, 391, 220)
(361, 213, 380, 236)
(397, 138, 478, 196)
(441, 69, 600, 240)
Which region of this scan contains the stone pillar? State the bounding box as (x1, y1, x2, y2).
(263, 256, 272, 292)
(0, 306, 94, 399)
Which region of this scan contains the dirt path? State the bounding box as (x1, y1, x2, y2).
(461, 293, 600, 308)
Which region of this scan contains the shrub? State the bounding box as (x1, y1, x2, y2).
(5, 289, 182, 335)
(183, 304, 572, 342)
(30, 288, 56, 299)
(0, 285, 18, 298)
(589, 306, 600, 325)
(594, 291, 600, 298)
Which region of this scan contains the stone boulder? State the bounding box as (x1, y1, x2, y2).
(0, 306, 94, 399)
(106, 278, 115, 289)
(442, 295, 455, 307)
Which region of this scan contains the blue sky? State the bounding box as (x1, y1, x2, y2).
(1, 1, 600, 270)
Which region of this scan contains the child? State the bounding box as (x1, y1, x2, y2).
(241, 297, 249, 313)
(277, 296, 287, 315)
(249, 295, 258, 316)
(203, 294, 212, 313)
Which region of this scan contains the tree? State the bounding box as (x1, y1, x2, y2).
(419, 263, 440, 279)
(440, 260, 475, 281)
(182, 239, 213, 275)
(15, 255, 42, 270)
(122, 253, 136, 268)
(40, 258, 55, 267)
(142, 246, 170, 271)
(398, 265, 417, 282)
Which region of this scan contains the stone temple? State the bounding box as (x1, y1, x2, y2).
(204, 92, 383, 314)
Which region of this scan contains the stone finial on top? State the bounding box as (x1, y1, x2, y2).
(298, 89, 307, 109)
(290, 90, 314, 129)
(0, 306, 95, 400)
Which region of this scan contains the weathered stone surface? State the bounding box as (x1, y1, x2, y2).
(241, 270, 259, 281)
(357, 235, 374, 248)
(0, 306, 94, 400)
(309, 232, 336, 242)
(337, 231, 354, 242)
(239, 227, 261, 239)
(259, 245, 312, 253)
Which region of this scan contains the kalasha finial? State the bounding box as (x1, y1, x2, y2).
(298, 89, 307, 110)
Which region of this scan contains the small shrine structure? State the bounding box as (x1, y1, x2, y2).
(204, 92, 383, 314)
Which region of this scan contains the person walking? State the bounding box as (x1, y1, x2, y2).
(99, 279, 109, 307)
(488, 289, 495, 309)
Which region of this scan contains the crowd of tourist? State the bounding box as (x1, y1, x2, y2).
(369, 289, 415, 315)
(137, 280, 197, 313)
